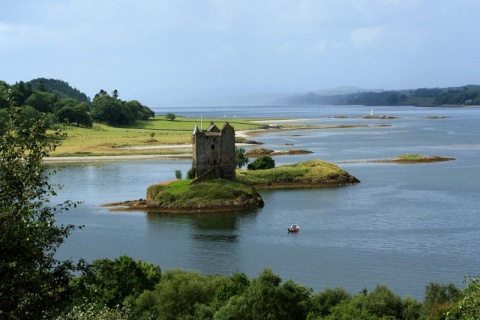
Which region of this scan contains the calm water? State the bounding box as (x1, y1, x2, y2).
(53, 105, 479, 299)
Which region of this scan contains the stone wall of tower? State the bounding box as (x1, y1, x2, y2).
(219, 123, 236, 180)
(192, 122, 236, 180)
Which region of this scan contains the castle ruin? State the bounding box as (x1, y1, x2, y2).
(192, 122, 236, 181)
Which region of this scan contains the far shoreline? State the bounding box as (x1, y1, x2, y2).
(43, 123, 390, 162)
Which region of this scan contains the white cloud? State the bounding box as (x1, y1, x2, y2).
(350, 27, 383, 50)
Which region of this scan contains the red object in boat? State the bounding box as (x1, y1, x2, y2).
(288, 224, 300, 233)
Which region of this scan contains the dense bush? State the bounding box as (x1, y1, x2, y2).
(70, 256, 161, 310)
(247, 155, 275, 170)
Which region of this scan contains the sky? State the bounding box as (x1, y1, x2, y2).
(1, 0, 479, 106)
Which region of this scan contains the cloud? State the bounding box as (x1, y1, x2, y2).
(350, 27, 383, 50)
(1, 0, 479, 103)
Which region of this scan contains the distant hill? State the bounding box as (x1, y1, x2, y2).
(278, 85, 480, 106)
(26, 78, 91, 103)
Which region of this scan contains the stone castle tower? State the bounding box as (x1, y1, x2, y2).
(192, 122, 236, 181)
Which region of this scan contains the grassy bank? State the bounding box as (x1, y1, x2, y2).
(50, 116, 266, 157)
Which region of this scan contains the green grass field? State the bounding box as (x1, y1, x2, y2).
(50, 116, 266, 157)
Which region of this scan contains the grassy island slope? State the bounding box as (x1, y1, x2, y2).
(237, 159, 360, 189)
(146, 179, 264, 212)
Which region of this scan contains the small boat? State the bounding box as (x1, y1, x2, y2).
(288, 224, 300, 233)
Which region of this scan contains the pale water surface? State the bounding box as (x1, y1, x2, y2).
(53, 105, 479, 299)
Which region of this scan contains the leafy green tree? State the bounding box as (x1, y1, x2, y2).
(126, 100, 155, 120)
(57, 102, 92, 128)
(175, 170, 182, 179)
(0, 109, 8, 133)
(91, 94, 126, 125)
(187, 166, 196, 179)
(215, 272, 250, 302)
(19, 105, 43, 124)
(57, 106, 76, 125)
(53, 97, 81, 114)
(0, 81, 10, 109)
(0, 107, 80, 319)
(71, 255, 161, 309)
(235, 146, 249, 168)
(10, 80, 33, 106)
(91, 91, 154, 126)
(423, 282, 461, 319)
(165, 113, 176, 121)
(73, 103, 93, 127)
(247, 155, 275, 170)
(25, 90, 56, 113)
(446, 275, 480, 320)
(214, 269, 311, 320)
(307, 287, 351, 318)
(131, 270, 222, 320)
(403, 296, 423, 320)
(362, 284, 404, 318)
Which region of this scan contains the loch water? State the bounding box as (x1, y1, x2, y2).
(53, 105, 479, 299)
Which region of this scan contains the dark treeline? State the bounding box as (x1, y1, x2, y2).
(281, 85, 480, 107)
(0, 78, 155, 129)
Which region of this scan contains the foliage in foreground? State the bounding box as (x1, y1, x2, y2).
(58, 257, 479, 320)
(0, 108, 81, 319)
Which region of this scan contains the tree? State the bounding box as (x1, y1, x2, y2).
(0, 109, 8, 134)
(214, 269, 311, 320)
(247, 155, 275, 170)
(71, 256, 161, 309)
(235, 147, 249, 169)
(175, 170, 182, 179)
(308, 287, 351, 318)
(73, 103, 93, 127)
(423, 282, 461, 319)
(0, 107, 81, 319)
(25, 91, 56, 113)
(165, 113, 176, 121)
(91, 91, 154, 126)
(187, 167, 196, 179)
(446, 275, 480, 320)
(56, 105, 76, 125)
(91, 94, 125, 125)
(131, 270, 221, 320)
